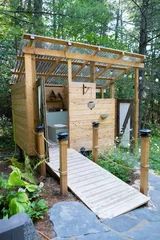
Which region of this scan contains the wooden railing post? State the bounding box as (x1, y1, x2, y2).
(140, 129, 151, 195)
(92, 122, 100, 162)
(58, 132, 68, 196)
(36, 125, 46, 177)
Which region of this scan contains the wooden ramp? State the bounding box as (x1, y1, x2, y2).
(47, 146, 149, 219)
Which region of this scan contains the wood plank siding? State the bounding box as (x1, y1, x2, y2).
(11, 54, 37, 156)
(11, 82, 34, 155)
(69, 82, 115, 151)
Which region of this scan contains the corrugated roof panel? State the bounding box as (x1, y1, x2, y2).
(96, 51, 119, 59)
(68, 46, 95, 55)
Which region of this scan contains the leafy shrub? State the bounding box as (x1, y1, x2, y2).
(97, 147, 139, 183)
(0, 115, 14, 150)
(97, 130, 160, 182)
(143, 123, 160, 137)
(0, 166, 48, 220)
(150, 136, 160, 174)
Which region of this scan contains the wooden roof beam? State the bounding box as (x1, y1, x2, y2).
(17, 56, 129, 71)
(23, 47, 144, 68)
(72, 49, 99, 80)
(95, 64, 112, 79)
(45, 59, 61, 82)
(72, 62, 88, 80)
(95, 52, 125, 79)
(113, 67, 131, 81)
(12, 71, 115, 80)
(23, 34, 145, 60)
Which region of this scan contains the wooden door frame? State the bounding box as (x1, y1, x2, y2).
(116, 99, 133, 139)
(37, 78, 49, 158)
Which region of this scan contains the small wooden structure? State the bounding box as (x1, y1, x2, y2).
(11, 34, 144, 156)
(11, 34, 149, 218)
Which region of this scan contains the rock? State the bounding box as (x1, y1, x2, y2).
(128, 207, 160, 222)
(77, 231, 126, 240)
(54, 231, 126, 240)
(125, 221, 160, 240)
(49, 202, 109, 238)
(0, 213, 40, 240)
(102, 214, 141, 232)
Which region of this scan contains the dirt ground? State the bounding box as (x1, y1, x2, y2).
(35, 175, 78, 240)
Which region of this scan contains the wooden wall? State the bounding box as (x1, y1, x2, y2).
(11, 81, 35, 155)
(69, 82, 116, 152)
(11, 54, 37, 156)
(11, 79, 115, 155)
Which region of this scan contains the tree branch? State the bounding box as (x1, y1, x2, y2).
(0, 11, 33, 25)
(147, 34, 160, 43)
(130, 0, 143, 14)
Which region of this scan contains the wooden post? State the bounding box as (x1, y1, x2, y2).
(40, 77, 49, 159)
(67, 59, 72, 148)
(133, 68, 139, 147)
(24, 53, 37, 154)
(140, 129, 151, 195)
(36, 125, 46, 177)
(58, 132, 68, 196)
(68, 59, 72, 85)
(100, 88, 104, 98)
(110, 81, 115, 98)
(92, 122, 100, 162)
(90, 62, 95, 82)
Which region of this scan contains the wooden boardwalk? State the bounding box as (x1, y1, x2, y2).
(47, 146, 149, 219)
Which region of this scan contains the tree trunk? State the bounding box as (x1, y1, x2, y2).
(115, 7, 120, 41)
(138, 0, 149, 128)
(33, 0, 43, 34)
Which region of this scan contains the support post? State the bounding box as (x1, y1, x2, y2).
(36, 125, 46, 177)
(24, 53, 37, 155)
(133, 68, 139, 147)
(140, 129, 151, 195)
(92, 122, 100, 162)
(100, 88, 104, 98)
(67, 59, 72, 148)
(110, 81, 115, 98)
(90, 62, 95, 82)
(58, 132, 68, 196)
(68, 59, 72, 85)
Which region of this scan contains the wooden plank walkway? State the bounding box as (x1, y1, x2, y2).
(47, 146, 149, 219)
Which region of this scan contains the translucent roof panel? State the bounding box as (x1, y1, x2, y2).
(12, 34, 145, 84)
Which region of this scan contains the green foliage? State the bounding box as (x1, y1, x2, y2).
(27, 199, 48, 220)
(150, 135, 160, 175)
(9, 192, 29, 216)
(115, 74, 134, 99)
(0, 0, 160, 126)
(136, 125, 160, 175)
(97, 128, 160, 182)
(0, 166, 48, 220)
(144, 123, 160, 138)
(11, 155, 36, 184)
(0, 116, 14, 150)
(97, 147, 138, 182)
